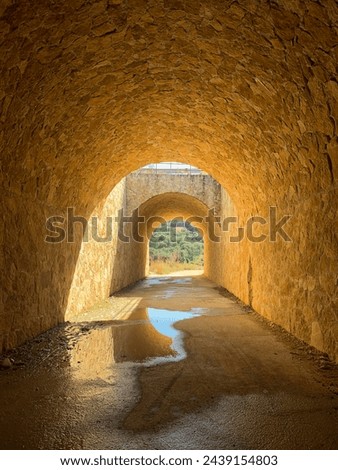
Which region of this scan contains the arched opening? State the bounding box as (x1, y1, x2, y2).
(132, 191, 213, 278)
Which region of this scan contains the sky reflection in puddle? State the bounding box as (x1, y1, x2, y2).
(145, 307, 203, 366)
(70, 307, 205, 376)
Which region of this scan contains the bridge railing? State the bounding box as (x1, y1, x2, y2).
(133, 162, 207, 175)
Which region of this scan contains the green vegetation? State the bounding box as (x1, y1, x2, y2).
(149, 221, 204, 267)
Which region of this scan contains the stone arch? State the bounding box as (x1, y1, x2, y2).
(132, 191, 213, 278)
(125, 168, 223, 216)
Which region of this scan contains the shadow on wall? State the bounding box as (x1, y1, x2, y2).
(109, 208, 149, 296)
(65, 179, 149, 322)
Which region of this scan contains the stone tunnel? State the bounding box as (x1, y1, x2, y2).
(1, 0, 337, 368)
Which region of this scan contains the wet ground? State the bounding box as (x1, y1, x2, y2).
(0, 272, 337, 449)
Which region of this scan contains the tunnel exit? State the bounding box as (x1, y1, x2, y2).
(149, 220, 204, 275)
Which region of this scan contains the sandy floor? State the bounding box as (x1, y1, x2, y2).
(0, 273, 337, 449)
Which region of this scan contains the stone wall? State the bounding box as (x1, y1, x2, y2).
(205, 187, 338, 362)
(125, 172, 222, 215)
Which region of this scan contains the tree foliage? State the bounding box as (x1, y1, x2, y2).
(149, 221, 204, 265)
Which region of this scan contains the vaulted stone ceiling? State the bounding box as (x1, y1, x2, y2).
(1, 0, 336, 211)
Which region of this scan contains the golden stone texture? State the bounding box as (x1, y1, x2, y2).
(0, 0, 337, 360)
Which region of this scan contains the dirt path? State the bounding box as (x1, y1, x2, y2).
(0, 273, 337, 449)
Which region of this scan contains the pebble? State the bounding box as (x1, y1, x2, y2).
(1, 358, 13, 369)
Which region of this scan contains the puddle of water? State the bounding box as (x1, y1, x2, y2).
(142, 277, 166, 287)
(141, 276, 193, 288)
(69, 307, 204, 374)
(148, 307, 197, 338)
(170, 278, 192, 284)
(145, 307, 203, 366)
